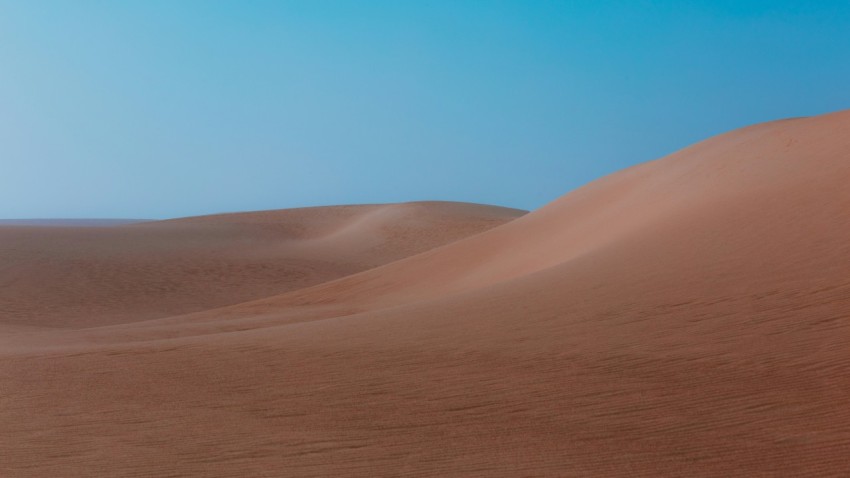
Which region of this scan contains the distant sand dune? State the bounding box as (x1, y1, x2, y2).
(0, 219, 146, 226)
(3, 110, 850, 476)
(0, 201, 523, 328)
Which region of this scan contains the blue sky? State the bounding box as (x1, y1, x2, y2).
(1, 1, 849, 218)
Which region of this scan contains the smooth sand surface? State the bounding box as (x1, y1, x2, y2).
(0, 219, 148, 227)
(3, 110, 850, 476)
(0, 202, 522, 329)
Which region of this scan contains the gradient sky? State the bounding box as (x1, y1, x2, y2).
(1, 1, 849, 219)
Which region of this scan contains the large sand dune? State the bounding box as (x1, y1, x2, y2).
(3, 110, 850, 476)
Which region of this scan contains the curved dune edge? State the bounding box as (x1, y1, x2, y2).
(3, 110, 850, 476)
(0, 201, 524, 329)
(73, 109, 850, 341)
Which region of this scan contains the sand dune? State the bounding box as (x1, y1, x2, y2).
(0, 219, 147, 227)
(3, 110, 850, 476)
(0, 201, 523, 328)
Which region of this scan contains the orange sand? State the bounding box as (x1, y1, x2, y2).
(3, 110, 850, 476)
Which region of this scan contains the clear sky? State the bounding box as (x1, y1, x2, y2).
(2, 1, 849, 219)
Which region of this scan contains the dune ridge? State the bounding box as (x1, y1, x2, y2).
(3, 110, 850, 476)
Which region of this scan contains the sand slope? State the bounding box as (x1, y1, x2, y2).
(0, 201, 523, 328)
(3, 110, 850, 476)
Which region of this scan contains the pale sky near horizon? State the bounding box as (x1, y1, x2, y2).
(1, 1, 849, 219)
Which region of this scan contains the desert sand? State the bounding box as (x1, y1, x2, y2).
(2, 110, 850, 476)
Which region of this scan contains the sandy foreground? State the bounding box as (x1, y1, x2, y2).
(2, 110, 850, 476)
